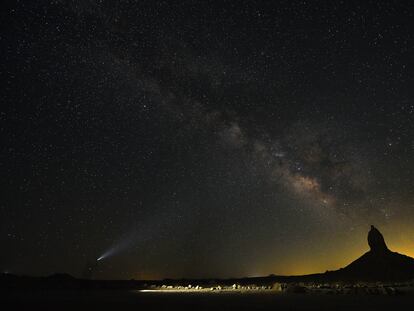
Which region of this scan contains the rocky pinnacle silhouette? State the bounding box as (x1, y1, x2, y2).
(368, 225, 389, 253)
(325, 225, 414, 281)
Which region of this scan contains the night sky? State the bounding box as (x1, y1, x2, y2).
(1, 1, 413, 280)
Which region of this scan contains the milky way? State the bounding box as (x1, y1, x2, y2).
(1, 1, 413, 279)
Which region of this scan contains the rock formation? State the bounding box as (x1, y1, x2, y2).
(368, 225, 388, 253)
(325, 225, 414, 281)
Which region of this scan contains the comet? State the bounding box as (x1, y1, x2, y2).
(96, 211, 177, 263)
(96, 246, 120, 262)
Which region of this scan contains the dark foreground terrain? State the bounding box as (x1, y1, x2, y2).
(2, 289, 414, 311)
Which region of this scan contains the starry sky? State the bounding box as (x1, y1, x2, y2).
(1, 1, 413, 280)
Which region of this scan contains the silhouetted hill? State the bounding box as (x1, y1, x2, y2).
(323, 225, 414, 282)
(332, 249, 414, 281)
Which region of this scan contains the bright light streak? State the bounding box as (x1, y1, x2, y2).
(96, 247, 117, 262)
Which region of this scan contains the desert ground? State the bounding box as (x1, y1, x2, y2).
(3, 288, 414, 311)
